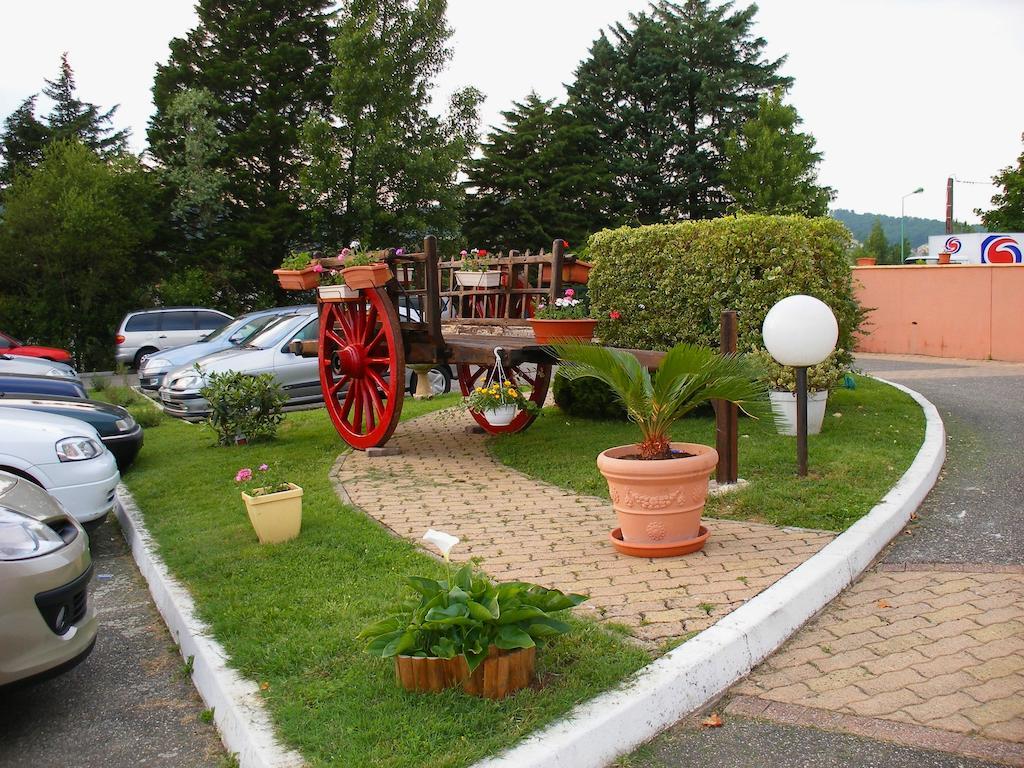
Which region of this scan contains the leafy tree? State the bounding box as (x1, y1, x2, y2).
(149, 0, 336, 300)
(977, 132, 1024, 231)
(300, 0, 481, 250)
(567, 0, 791, 224)
(722, 89, 833, 216)
(863, 218, 891, 263)
(0, 141, 164, 369)
(463, 93, 609, 250)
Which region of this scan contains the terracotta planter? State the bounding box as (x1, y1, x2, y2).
(938, 252, 952, 264)
(394, 645, 535, 698)
(769, 390, 828, 436)
(541, 261, 593, 284)
(341, 263, 391, 289)
(481, 404, 517, 426)
(273, 266, 319, 290)
(318, 284, 360, 302)
(529, 318, 598, 343)
(241, 483, 302, 544)
(455, 270, 502, 289)
(597, 442, 717, 557)
(855, 257, 877, 266)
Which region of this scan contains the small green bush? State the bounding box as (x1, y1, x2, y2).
(588, 215, 863, 365)
(90, 375, 109, 393)
(104, 385, 146, 407)
(553, 373, 627, 421)
(128, 404, 164, 428)
(749, 347, 846, 393)
(200, 370, 286, 446)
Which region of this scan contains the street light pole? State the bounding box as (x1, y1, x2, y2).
(901, 187, 924, 263)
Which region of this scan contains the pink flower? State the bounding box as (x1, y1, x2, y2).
(564, 288, 575, 298)
(258, 464, 269, 471)
(395, 248, 405, 256)
(609, 310, 622, 320)
(312, 263, 324, 273)
(340, 247, 351, 259)
(235, 468, 253, 483)
(460, 249, 468, 256)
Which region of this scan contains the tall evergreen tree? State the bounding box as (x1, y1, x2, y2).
(568, 0, 790, 223)
(977, 132, 1024, 231)
(300, 0, 481, 249)
(722, 89, 833, 216)
(149, 0, 335, 299)
(864, 218, 890, 262)
(0, 97, 49, 187)
(463, 93, 608, 250)
(43, 53, 130, 154)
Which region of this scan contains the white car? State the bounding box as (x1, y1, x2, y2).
(0, 409, 120, 529)
(0, 354, 80, 381)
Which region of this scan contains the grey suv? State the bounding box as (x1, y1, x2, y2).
(115, 308, 232, 369)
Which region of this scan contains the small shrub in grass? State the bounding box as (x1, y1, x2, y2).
(105, 385, 146, 407)
(200, 370, 286, 445)
(128, 405, 164, 428)
(90, 375, 109, 393)
(553, 373, 627, 421)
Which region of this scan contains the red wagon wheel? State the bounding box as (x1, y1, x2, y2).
(457, 362, 552, 434)
(318, 289, 405, 449)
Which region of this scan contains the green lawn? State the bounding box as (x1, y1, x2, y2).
(117, 395, 649, 768)
(488, 376, 924, 532)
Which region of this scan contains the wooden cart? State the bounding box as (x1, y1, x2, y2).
(290, 237, 658, 450)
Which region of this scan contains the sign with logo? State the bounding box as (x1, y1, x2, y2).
(926, 233, 1024, 264)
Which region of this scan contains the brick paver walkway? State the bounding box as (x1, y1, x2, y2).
(332, 406, 833, 647)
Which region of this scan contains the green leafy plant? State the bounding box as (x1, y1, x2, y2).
(279, 250, 315, 271)
(553, 373, 627, 421)
(465, 379, 539, 416)
(550, 341, 767, 459)
(127, 404, 164, 428)
(534, 288, 590, 320)
(749, 347, 847, 393)
(200, 369, 287, 446)
(358, 530, 586, 673)
(104, 385, 147, 407)
(234, 463, 292, 496)
(89, 375, 109, 393)
(459, 248, 492, 272)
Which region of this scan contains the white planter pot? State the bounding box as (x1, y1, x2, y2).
(318, 284, 360, 301)
(455, 270, 501, 289)
(482, 404, 517, 426)
(769, 390, 828, 436)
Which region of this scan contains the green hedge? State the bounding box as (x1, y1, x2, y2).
(588, 216, 862, 362)
(552, 373, 628, 421)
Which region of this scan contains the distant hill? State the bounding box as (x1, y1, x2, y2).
(830, 209, 984, 248)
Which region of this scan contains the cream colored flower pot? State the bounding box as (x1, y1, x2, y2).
(241, 483, 303, 544)
(769, 390, 828, 436)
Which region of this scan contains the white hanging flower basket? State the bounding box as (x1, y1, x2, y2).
(482, 404, 517, 426)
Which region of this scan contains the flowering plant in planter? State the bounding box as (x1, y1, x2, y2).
(534, 288, 589, 320)
(530, 288, 598, 342)
(274, 250, 320, 290)
(358, 529, 586, 696)
(234, 463, 292, 496)
(459, 248, 491, 272)
(464, 380, 539, 420)
(234, 463, 302, 544)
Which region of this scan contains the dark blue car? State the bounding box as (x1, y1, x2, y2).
(0, 374, 87, 399)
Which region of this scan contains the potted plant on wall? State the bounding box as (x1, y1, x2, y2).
(454, 248, 501, 289)
(358, 530, 587, 699)
(338, 241, 392, 289)
(529, 288, 598, 343)
(235, 464, 302, 544)
(750, 348, 845, 436)
(273, 251, 320, 290)
(549, 341, 766, 557)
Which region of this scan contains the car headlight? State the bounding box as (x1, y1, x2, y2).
(47, 367, 75, 378)
(55, 436, 104, 462)
(171, 373, 203, 391)
(114, 415, 136, 431)
(141, 358, 172, 374)
(0, 507, 65, 560)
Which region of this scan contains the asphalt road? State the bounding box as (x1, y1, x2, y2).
(0, 516, 226, 768)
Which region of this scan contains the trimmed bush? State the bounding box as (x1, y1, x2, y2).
(200, 370, 286, 446)
(553, 372, 628, 421)
(588, 216, 862, 363)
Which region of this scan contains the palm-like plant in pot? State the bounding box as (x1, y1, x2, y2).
(550, 342, 767, 557)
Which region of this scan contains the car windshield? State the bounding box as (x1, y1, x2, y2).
(202, 314, 278, 345)
(241, 315, 307, 349)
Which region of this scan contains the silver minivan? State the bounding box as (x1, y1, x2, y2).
(115, 307, 233, 369)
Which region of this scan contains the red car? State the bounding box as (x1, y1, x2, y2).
(0, 331, 73, 364)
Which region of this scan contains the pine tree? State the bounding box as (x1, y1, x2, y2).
(722, 90, 833, 216)
(977, 132, 1024, 231)
(300, 0, 481, 249)
(463, 93, 608, 250)
(43, 53, 130, 154)
(149, 0, 335, 298)
(864, 219, 890, 262)
(567, 0, 791, 224)
(0, 97, 49, 187)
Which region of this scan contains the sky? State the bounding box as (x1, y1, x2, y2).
(1, 0, 1022, 225)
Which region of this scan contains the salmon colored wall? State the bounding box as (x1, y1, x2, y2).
(852, 265, 1024, 362)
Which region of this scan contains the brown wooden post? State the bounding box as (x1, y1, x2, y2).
(422, 236, 443, 354)
(550, 239, 565, 304)
(715, 310, 739, 484)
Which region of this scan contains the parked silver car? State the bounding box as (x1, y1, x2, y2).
(115, 307, 233, 370)
(0, 355, 79, 381)
(158, 308, 453, 420)
(138, 306, 312, 391)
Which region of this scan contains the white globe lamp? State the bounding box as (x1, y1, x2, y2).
(761, 295, 838, 476)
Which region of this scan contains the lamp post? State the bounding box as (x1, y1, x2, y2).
(762, 295, 838, 477)
(901, 187, 924, 263)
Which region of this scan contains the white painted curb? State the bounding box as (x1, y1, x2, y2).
(471, 377, 945, 768)
(116, 486, 305, 768)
